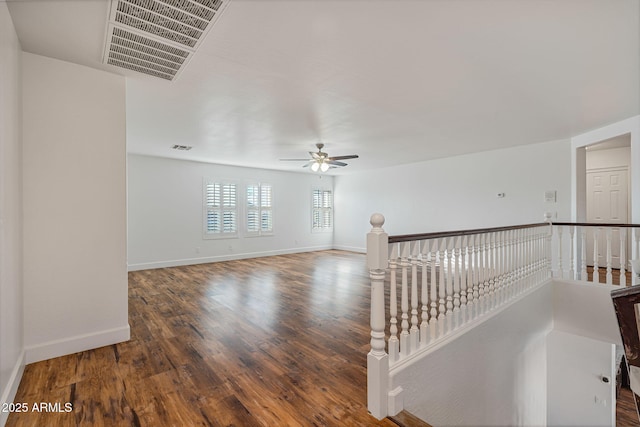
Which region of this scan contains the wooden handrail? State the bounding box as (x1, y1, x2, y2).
(388, 221, 640, 244)
(388, 222, 548, 243)
(552, 222, 640, 228)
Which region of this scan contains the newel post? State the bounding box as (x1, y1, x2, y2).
(367, 213, 389, 420)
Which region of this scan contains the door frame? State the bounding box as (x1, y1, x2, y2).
(571, 116, 640, 283)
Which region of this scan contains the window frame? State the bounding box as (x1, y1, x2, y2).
(203, 179, 239, 239)
(245, 182, 274, 237)
(311, 188, 333, 233)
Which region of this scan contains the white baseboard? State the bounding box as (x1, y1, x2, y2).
(25, 325, 130, 364)
(0, 349, 25, 427)
(127, 245, 334, 271)
(332, 245, 366, 253)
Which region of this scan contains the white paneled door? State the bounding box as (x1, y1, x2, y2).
(586, 168, 629, 268)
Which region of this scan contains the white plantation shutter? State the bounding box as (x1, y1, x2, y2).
(247, 183, 259, 233)
(246, 183, 273, 236)
(204, 180, 238, 238)
(312, 189, 333, 231)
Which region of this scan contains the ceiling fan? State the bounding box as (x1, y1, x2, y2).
(280, 143, 359, 172)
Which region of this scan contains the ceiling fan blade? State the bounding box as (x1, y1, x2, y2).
(310, 151, 321, 160)
(280, 158, 311, 161)
(328, 155, 359, 161)
(302, 161, 314, 168)
(327, 160, 348, 167)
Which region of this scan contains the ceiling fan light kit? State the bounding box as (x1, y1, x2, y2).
(281, 143, 358, 173)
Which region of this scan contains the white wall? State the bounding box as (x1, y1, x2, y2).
(22, 53, 129, 363)
(334, 140, 572, 251)
(586, 146, 631, 171)
(0, 3, 24, 424)
(391, 282, 553, 426)
(127, 154, 334, 270)
(547, 330, 615, 427)
(552, 279, 622, 346)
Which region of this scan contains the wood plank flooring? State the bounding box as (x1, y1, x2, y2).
(7, 251, 397, 427)
(618, 387, 640, 427)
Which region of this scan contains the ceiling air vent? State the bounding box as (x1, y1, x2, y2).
(172, 144, 193, 150)
(103, 0, 229, 81)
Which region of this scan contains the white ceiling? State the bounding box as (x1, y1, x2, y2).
(7, 0, 640, 174)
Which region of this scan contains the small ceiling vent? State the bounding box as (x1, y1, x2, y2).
(103, 0, 229, 81)
(172, 144, 193, 150)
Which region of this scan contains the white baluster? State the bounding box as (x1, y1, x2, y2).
(557, 226, 563, 279)
(437, 238, 446, 337)
(467, 234, 477, 319)
(472, 234, 480, 317)
(534, 228, 541, 282)
(530, 228, 537, 285)
(620, 228, 627, 286)
(593, 228, 600, 284)
(494, 231, 501, 303)
(534, 228, 542, 282)
(513, 229, 520, 294)
(410, 242, 420, 350)
(546, 222, 553, 280)
(487, 233, 493, 304)
(510, 229, 517, 298)
(429, 239, 438, 341)
(493, 231, 501, 305)
(531, 228, 537, 284)
(399, 242, 410, 356)
(484, 232, 491, 308)
(540, 227, 547, 281)
(388, 244, 399, 363)
(606, 228, 613, 285)
(420, 240, 430, 345)
(504, 230, 511, 301)
(488, 232, 496, 310)
(580, 227, 588, 281)
(478, 234, 486, 314)
(453, 236, 461, 329)
(523, 228, 529, 288)
(445, 238, 454, 332)
(499, 230, 507, 303)
(518, 228, 525, 292)
(460, 235, 468, 325)
(569, 226, 575, 280)
(521, 228, 531, 289)
(528, 228, 538, 285)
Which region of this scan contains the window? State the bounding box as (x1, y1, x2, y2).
(247, 183, 273, 236)
(312, 189, 333, 232)
(204, 181, 238, 238)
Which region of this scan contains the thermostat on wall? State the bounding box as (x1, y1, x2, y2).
(545, 190, 557, 202)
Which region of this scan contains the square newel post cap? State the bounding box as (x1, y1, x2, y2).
(367, 213, 388, 270)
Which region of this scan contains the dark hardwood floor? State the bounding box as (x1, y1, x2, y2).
(7, 250, 397, 427)
(618, 387, 640, 427)
(586, 266, 632, 286)
(7, 250, 640, 426)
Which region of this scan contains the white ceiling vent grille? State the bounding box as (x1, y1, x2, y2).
(103, 0, 229, 81)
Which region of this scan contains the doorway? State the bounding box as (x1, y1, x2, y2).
(584, 135, 631, 269)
